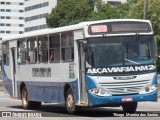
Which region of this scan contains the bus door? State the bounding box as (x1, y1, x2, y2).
(10, 47, 17, 98)
(78, 40, 88, 105)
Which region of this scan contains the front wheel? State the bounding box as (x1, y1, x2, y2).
(122, 102, 138, 112)
(65, 88, 76, 114)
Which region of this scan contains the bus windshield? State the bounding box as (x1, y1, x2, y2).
(86, 35, 156, 68)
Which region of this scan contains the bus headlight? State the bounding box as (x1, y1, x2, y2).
(139, 85, 157, 94)
(89, 88, 111, 96)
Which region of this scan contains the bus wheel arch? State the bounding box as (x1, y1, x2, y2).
(64, 84, 71, 102)
(21, 83, 41, 109)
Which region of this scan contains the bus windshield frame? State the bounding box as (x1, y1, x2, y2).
(85, 35, 156, 75)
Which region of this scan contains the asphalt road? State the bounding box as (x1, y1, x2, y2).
(0, 75, 160, 119)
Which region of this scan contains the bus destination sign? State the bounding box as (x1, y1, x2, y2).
(91, 25, 108, 33)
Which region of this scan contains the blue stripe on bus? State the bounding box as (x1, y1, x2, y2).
(17, 79, 79, 103)
(86, 75, 97, 90)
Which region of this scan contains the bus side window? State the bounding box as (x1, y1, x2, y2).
(17, 40, 27, 64)
(3, 42, 9, 65)
(38, 36, 48, 63)
(61, 32, 74, 62)
(28, 38, 37, 63)
(49, 34, 60, 62)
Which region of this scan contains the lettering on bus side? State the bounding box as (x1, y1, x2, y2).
(32, 68, 51, 77)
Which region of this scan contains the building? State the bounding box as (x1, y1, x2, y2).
(24, 0, 57, 32)
(0, 0, 25, 38)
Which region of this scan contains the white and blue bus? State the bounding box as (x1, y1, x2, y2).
(1, 19, 157, 114)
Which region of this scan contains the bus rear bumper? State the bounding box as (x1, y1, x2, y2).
(87, 89, 158, 107)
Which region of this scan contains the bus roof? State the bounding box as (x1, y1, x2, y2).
(2, 19, 152, 42)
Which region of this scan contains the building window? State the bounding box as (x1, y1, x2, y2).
(1, 16, 5, 19)
(19, 10, 23, 13)
(6, 31, 11, 34)
(6, 16, 11, 19)
(25, 2, 49, 11)
(19, 31, 23, 34)
(6, 9, 11, 12)
(1, 9, 5, 12)
(0, 24, 5, 26)
(1, 2, 5, 4)
(0, 31, 5, 33)
(6, 2, 11, 5)
(19, 24, 24, 27)
(6, 24, 11, 26)
(49, 34, 60, 62)
(61, 32, 74, 62)
(19, 17, 24, 20)
(19, 3, 24, 5)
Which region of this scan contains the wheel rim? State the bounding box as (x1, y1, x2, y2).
(67, 94, 74, 112)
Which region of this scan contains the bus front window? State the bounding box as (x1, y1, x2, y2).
(86, 35, 156, 68)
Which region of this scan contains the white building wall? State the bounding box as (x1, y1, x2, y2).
(0, 0, 25, 38)
(24, 0, 57, 32)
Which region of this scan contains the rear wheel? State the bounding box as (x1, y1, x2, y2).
(122, 102, 138, 112)
(21, 86, 41, 109)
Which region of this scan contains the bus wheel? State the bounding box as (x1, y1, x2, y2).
(65, 88, 76, 114)
(22, 86, 31, 109)
(22, 86, 41, 109)
(122, 102, 138, 112)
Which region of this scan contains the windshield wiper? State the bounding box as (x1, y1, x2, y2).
(128, 33, 139, 50)
(124, 58, 140, 65)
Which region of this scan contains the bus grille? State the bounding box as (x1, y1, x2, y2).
(98, 80, 150, 95)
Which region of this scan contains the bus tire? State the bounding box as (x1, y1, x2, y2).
(122, 102, 138, 112)
(22, 86, 41, 109)
(22, 86, 31, 109)
(65, 88, 76, 114)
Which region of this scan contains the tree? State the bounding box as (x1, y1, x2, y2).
(46, 0, 96, 28)
(87, 4, 118, 21)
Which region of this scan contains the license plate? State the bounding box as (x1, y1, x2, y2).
(121, 97, 133, 102)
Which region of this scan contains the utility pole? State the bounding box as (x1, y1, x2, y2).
(143, 0, 148, 19)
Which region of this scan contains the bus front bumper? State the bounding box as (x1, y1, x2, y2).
(87, 89, 158, 107)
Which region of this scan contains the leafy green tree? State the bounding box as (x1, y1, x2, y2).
(87, 0, 138, 21)
(46, 0, 95, 28)
(116, 0, 138, 18)
(87, 4, 118, 20)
